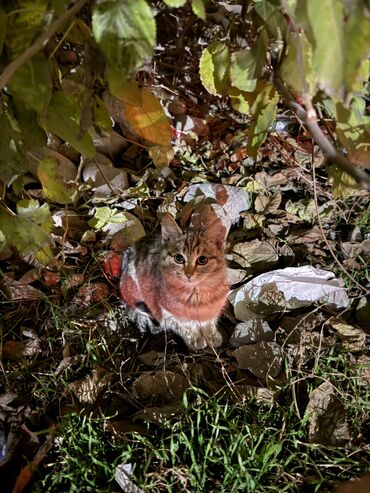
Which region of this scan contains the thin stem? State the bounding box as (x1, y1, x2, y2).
(272, 73, 370, 192)
(0, 0, 90, 90)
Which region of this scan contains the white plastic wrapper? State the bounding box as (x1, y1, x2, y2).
(229, 266, 350, 321)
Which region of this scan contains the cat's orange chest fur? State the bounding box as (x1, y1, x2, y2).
(119, 206, 229, 350)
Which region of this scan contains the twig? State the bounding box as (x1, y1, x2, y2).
(311, 147, 370, 295)
(272, 73, 370, 191)
(0, 0, 90, 90)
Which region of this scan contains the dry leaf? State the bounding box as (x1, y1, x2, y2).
(74, 283, 110, 305)
(124, 88, 171, 145)
(68, 367, 112, 404)
(230, 319, 274, 347)
(1, 275, 44, 301)
(1, 339, 42, 360)
(331, 320, 366, 351)
(356, 296, 370, 330)
(233, 341, 283, 378)
(305, 381, 351, 446)
(83, 159, 129, 197)
(254, 192, 281, 214)
(231, 240, 278, 272)
(133, 370, 188, 405)
(148, 144, 174, 168)
(109, 212, 146, 250)
(334, 475, 370, 493)
(139, 351, 168, 368)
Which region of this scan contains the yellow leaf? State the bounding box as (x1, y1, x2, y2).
(124, 88, 171, 145)
(37, 156, 78, 204)
(149, 144, 174, 168)
(328, 165, 359, 199)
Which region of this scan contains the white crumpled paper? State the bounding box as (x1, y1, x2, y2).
(229, 266, 350, 321)
(184, 183, 251, 224)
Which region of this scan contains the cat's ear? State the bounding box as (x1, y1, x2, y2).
(190, 204, 228, 243)
(161, 214, 182, 241)
(203, 215, 227, 243)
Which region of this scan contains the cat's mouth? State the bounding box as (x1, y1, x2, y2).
(181, 275, 199, 285)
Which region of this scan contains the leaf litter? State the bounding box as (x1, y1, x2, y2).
(1, 116, 369, 491)
(1, 15, 370, 493)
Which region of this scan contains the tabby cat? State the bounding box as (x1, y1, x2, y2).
(119, 205, 229, 350)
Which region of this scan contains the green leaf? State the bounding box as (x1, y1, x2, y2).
(285, 199, 315, 222)
(0, 110, 27, 185)
(230, 29, 268, 92)
(297, 0, 344, 97)
(92, 0, 156, 83)
(13, 100, 47, 149)
(327, 165, 358, 199)
(192, 0, 206, 20)
(17, 199, 53, 232)
(246, 80, 279, 158)
(280, 32, 314, 96)
(109, 79, 142, 105)
(163, 0, 187, 6)
(6, 0, 48, 58)
(253, 0, 288, 38)
(0, 200, 54, 266)
(37, 157, 78, 204)
(93, 96, 113, 132)
(88, 207, 128, 230)
(0, 229, 6, 253)
(335, 96, 370, 167)
(343, 2, 370, 93)
(199, 42, 231, 96)
(40, 91, 95, 157)
(229, 88, 250, 115)
(8, 55, 52, 113)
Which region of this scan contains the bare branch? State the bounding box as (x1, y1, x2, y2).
(272, 73, 370, 192)
(0, 0, 90, 90)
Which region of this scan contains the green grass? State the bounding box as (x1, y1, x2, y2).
(33, 413, 122, 493)
(32, 347, 370, 493)
(2, 298, 369, 493)
(355, 202, 370, 236)
(120, 386, 369, 493)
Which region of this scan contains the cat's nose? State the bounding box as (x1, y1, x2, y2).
(185, 272, 192, 279)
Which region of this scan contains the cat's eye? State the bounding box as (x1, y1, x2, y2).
(174, 254, 185, 264)
(197, 256, 208, 265)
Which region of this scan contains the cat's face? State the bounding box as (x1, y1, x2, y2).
(161, 232, 226, 285)
(160, 212, 227, 286)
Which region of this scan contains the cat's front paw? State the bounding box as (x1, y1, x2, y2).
(186, 325, 224, 351)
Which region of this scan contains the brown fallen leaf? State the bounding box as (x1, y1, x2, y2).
(133, 370, 188, 405)
(331, 319, 366, 351)
(1, 275, 44, 301)
(43, 270, 61, 287)
(74, 282, 110, 305)
(68, 367, 112, 404)
(231, 240, 278, 272)
(2, 339, 42, 360)
(233, 341, 283, 379)
(101, 251, 122, 278)
(305, 381, 351, 446)
(334, 475, 370, 493)
(12, 432, 54, 493)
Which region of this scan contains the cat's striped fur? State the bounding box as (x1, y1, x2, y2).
(119, 206, 229, 350)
